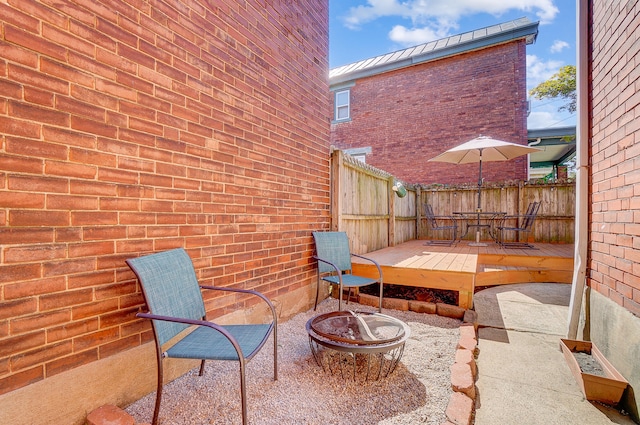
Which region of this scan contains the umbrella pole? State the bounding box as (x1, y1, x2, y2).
(477, 150, 483, 212)
(470, 150, 486, 246)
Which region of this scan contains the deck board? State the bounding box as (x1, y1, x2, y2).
(353, 240, 481, 273)
(350, 239, 574, 309)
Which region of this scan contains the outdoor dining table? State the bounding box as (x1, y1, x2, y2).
(453, 211, 507, 246)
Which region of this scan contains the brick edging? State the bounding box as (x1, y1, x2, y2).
(445, 317, 478, 425)
(85, 404, 142, 425)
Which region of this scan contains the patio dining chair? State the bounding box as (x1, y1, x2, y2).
(424, 204, 458, 246)
(312, 231, 383, 312)
(496, 201, 541, 248)
(126, 248, 277, 425)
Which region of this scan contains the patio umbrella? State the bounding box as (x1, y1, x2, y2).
(428, 136, 541, 244)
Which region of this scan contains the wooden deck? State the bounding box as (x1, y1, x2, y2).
(351, 239, 574, 309)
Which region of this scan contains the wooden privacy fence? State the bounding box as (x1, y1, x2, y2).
(330, 150, 575, 253)
(330, 150, 417, 253)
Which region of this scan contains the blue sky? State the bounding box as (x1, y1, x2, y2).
(329, 0, 577, 130)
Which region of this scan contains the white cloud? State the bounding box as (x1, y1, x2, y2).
(389, 25, 449, 44)
(550, 40, 570, 53)
(526, 54, 564, 90)
(527, 108, 575, 129)
(342, 0, 559, 35)
(528, 110, 556, 129)
(343, 0, 412, 30)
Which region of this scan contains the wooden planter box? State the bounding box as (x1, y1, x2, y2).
(560, 339, 628, 405)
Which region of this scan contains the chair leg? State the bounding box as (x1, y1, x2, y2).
(445, 230, 454, 246)
(239, 358, 248, 425)
(273, 325, 278, 381)
(152, 353, 164, 425)
(198, 359, 206, 376)
(314, 270, 320, 311)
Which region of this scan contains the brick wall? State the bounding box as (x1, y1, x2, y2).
(0, 0, 330, 396)
(331, 42, 529, 185)
(589, 2, 640, 317)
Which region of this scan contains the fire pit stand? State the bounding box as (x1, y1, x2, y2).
(306, 311, 411, 381)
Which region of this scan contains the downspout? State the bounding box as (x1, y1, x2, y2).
(567, 0, 589, 339)
(527, 139, 541, 181)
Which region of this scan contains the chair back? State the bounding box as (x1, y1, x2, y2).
(521, 202, 541, 230)
(424, 204, 440, 228)
(312, 231, 353, 274)
(127, 248, 206, 346)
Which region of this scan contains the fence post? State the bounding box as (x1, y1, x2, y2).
(331, 149, 342, 231)
(518, 180, 524, 215)
(416, 186, 422, 239)
(388, 176, 395, 247)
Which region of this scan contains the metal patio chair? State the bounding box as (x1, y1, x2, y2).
(126, 248, 277, 425)
(312, 231, 383, 312)
(424, 204, 458, 246)
(496, 201, 541, 248)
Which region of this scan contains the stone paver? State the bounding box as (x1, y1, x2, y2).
(86, 404, 135, 425)
(445, 392, 474, 425)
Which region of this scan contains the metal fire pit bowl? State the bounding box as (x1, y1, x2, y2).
(306, 311, 411, 381)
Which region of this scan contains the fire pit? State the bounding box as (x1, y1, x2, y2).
(306, 310, 411, 381)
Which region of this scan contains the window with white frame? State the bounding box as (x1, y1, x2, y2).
(344, 147, 371, 163)
(351, 153, 366, 163)
(334, 89, 350, 121)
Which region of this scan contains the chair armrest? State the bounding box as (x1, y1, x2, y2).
(351, 253, 383, 280)
(446, 215, 458, 226)
(497, 214, 538, 230)
(136, 312, 245, 357)
(313, 255, 345, 285)
(313, 255, 340, 273)
(429, 214, 457, 220)
(137, 312, 220, 328)
(434, 215, 458, 224)
(199, 285, 277, 325)
(497, 214, 519, 225)
(498, 214, 529, 222)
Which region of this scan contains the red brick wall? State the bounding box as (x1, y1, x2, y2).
(0, 0, 330, 395)
(589, 2, 640, 317)
(331, 41, 529, 185)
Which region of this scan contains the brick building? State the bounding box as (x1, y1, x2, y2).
(0, 1, 330, 424)
(569, 2, 640, 421)
(330, 18, 538, 185)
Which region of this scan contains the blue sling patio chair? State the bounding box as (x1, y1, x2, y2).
(126, 248, 277, 425)
(312, 231, 383, 312)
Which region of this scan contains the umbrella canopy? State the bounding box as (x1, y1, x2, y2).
(428, 136, 541, 165)
(428, 136, 541, 244)
(429, 136, 541, 188)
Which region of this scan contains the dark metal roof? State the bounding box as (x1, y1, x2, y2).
(527, 126, 576, 167)
(329, 17, 538, 86)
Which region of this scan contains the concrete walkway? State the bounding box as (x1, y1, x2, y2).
(473, 283, 635, 425)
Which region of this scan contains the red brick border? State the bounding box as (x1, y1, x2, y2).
(86, 405, 137, 425)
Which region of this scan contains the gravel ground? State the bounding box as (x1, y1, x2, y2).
(125, 299, 461, 425)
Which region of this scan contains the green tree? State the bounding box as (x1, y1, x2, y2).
(529, 65, 576, 113)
